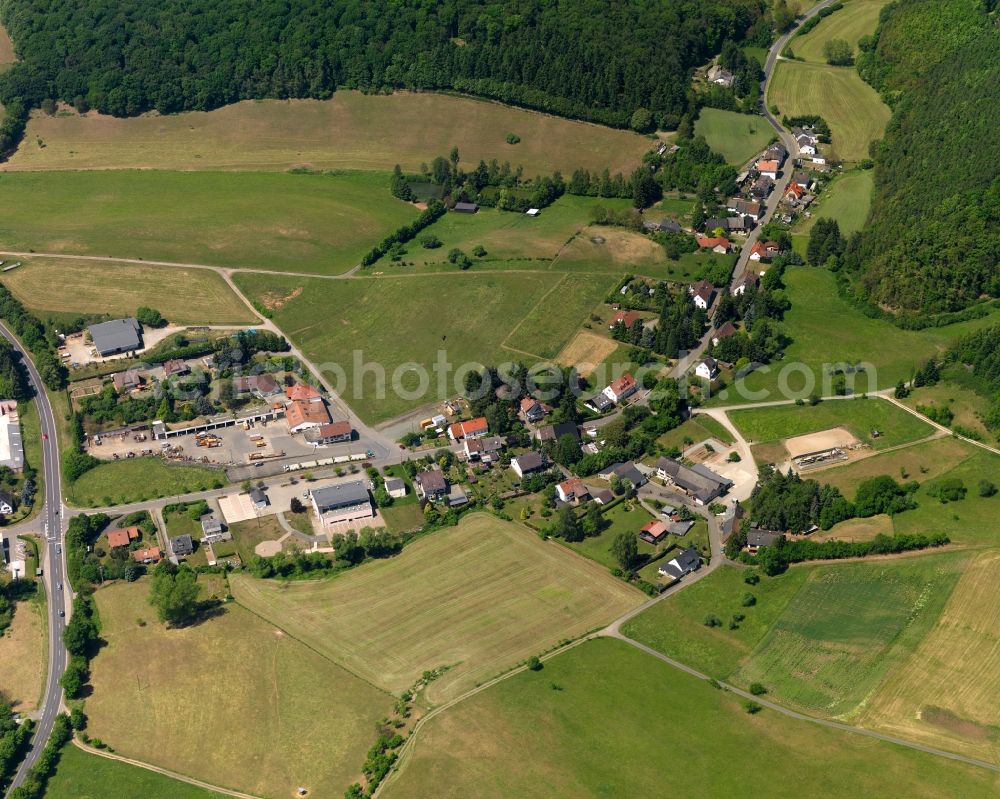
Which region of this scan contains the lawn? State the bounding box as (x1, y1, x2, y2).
(0, 590, 45, 713)
(861, 550, 1000, 764)
(229, 513, 642, 703)
(46, 744, 230, 799)
(794, 169, 873, 235)
(729, 397, 934, 449)
(224, 515, 302, 562)
(733, 553, 968, 718)
(380, 637, 1000, 799)
(87, 579, 391, 799)
(0, 170, 417, 275)
(900, 366, 996, 442)
(818, 436, 973, 490)
(694, 108, 774, 166)
(768, 59, 890, 161)
(622, 565, 809, 679)
(2, 258, 256, 326)
(710, 267, 1000, 403)
(66, 458, 224, 507)
(233, 270, 599, 423)
(560, 500, 659, 571)
(792, 0, 892, 64)
(7, 91, 651, 176)
(656, 416, 735, 452)
(551, 226, 670, 275)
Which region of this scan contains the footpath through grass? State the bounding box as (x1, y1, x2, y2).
(46, 744, 230, 799)
(381, 637, 1000, 799)
(230, 514, 642, 703)
(0, 169, 417, 275)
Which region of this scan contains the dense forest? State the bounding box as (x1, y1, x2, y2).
(844, 0, 1000, 314)
(0, 0, 768, 128)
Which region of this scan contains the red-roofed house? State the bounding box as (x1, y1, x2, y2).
(556, 477, 590, 504)
(108, 526, 141, 549)
(696, 236, 731, 254)
(132, 546, 162, 564)
(285, 383, 322, 402)
(519, 397, 549, 424)
(286, 398, 331, 433)
(712, 321, 739, 346)
(447, 417, 489, 441)
(785, 182, 805, 202)
(757, 159, 779, 180)
(603, 372, 638, 404)
(608, 310, 641, 330)
(304, 420, 353, 444)
(639, 519, 669, 544)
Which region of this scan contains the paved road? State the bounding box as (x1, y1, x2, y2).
(1, 323, 68, 796)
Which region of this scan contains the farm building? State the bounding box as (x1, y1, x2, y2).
(286, 398, 331, 433)
(655, 457, 732, 505)
(311, 480, 375, 527)
(452, 201, 479, 213)
(0, 401, 23, 471)
(88, 317, 142, 357)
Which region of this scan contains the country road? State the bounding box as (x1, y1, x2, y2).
(0, 323, 68, 797)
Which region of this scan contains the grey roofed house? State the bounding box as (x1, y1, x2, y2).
(448, 486, 469, 506)
(249, 486, 269, 508)
(89, 317, 142, 357)
(415, 468, 448, 499)
(659, 546, 701, 579)
(747, 529, 783, 548)
(311, 480, 372, 512)
(591, 488, 614, 505)
(667, 519, 695, 536)
(585, 393, 614, 412)
(643, 218, 682, 234)
(170, 534, 194, 557)
(656, 457, 732, 504)
(201, 517, 223, 536)
(452, 201, 479, 213)
(511, 451, 545, 476)
(534, 422, 580, 443)
(598, 461, 647, 488)
(384, 477, 406, 497)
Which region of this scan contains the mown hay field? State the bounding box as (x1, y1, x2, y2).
(2, 258, 256, 325)
(87, 580, 390, 799)
(5, 92, 651, 176)
(230, 514, 642, 703)
(381, 637, 1000, 799)
(861, 550, 1000, 763)
(0, 170, 416, 275)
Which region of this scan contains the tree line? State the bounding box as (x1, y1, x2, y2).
(0, 0, 768, 128)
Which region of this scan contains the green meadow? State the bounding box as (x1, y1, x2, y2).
(694, 107, 775, 166)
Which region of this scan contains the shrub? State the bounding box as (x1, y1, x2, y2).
(749, 682, 767, 696)
(703, 614, 722, 628)
(505, 132, 521, 144)
(526, 655, 543, 671)
(979, 480, 997, 498)
(744, 700, 762, 714)
(743, 572, 760, 585)
(740, 593, 756, 607)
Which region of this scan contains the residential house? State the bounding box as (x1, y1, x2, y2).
(609, 309, 641, 330)
(556, 477, 589, 504)
(667, 519, 695, 536)
(720, 501, 745, 540)
(384, 477, 407, 499)
(448, 486, 469, 507)
(111, 369, 143, 393)
(750, 240, 781, 262)
(519, 397, 548, 424)
(286, 383, 323, 401)
(603, 373, 638, 404)
(639, 519, 669, 544)
(447, 417, 489, 441)
(89, 317, 142, 357)
(656, 457, 733, 505)
(107, 526, 140, 549)
(689, 279, 716, 310)
(658, 547, 701, 579)
(643, 218, 682, 234)
(784, 183, 805, 204)
(162, 359, 191, 378)
(732, 272, 758, 296)
(584, 393, 614, 413)
(0, 491, 14, 515)
(453, 201, 479, 213)
(510, 452, 546, 478)
(170, 534, 195, 557)
(591, 488, 614, 505)
(695, 357, 720, 381)
(705, 217, 747, 236)
(727, 199, 762, 221)
(304, 421, 353, 445)
(235, 373, 282, 398)
(712, 321, 738, 347)
(464, 435, 504, 462)
(746, 527, 783, 553)
(311, 480, 374, 526)
(415, 468, 448, 501)
(201, 517, 231, 544)
(598, 461, 647, 489)
(792, 171, 812, 191)
(756, 159, 779, 180)
(764, 142, 788, 164)
(132, 546, 162, 564)
(696, 236, 731, 255)
(749, 176, 774, 199)
(706, 64, 734, 87)
(535, 422, 580, 445)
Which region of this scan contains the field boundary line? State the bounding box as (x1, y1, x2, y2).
(499, 272, 568, 354)
(69, 738, 266, 798)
